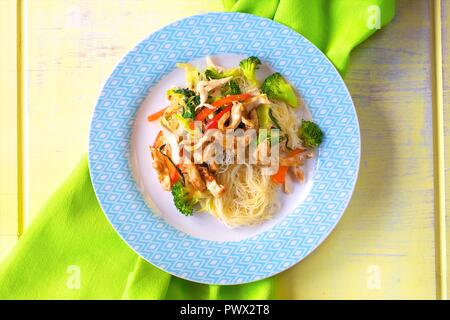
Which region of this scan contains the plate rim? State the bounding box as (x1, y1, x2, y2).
(88, 11, 361, 285)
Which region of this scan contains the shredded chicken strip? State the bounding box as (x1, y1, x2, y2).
(198, 166, 225, 198)
(224, 102, 244, 130)
(182, 129, 219, 152)
(217, 111, 231, 131)
(196, 77, 232, 105)
(206, 56, 224, 73)
(279, 156, 304, 167)
(283, 174, 293, 194)
(160, 125, 181, 164)
(290, 167, 305, 183)
(150, 147, 171, 191)
(241, 109, 259, 129)
(279, 150, 314, 167)
(195, 103, 215, 111)
(243, 94, 270, 112)
(209, 161, 219, 173)
(185, 164, 206, 192)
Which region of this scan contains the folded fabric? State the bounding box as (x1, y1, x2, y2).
(224, 0, 395, 74)
(0, 0, 395, 299)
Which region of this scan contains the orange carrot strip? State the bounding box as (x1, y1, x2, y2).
(271, 166, 288, 184)
(271, 149, 305, 184)
(147, 106, 169, 122)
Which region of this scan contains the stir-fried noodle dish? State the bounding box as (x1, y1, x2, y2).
(147, 56, 323, 227)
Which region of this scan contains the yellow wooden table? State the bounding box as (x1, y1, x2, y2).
(0, 0, 448, 299)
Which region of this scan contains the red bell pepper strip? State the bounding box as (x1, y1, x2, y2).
(211, 93, 252, 108)
(204, 106, 232, 130)
(194, 108, 215, 124)
(195, 93, 252, 123)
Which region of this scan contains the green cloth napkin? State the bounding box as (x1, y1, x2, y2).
(224, 0, 395, 73)
(0, 0, 395, 299)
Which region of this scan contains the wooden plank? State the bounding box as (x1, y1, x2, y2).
(0, 0, 18, 257)
(430, 0, 447, 300)
(441, 0, 450, 300)
(276, 0, 437, 299)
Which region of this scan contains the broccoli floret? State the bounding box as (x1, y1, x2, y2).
(298, 120, 324, 148)
(172, 88, 200, 119)
(222, 80, 241, 96)
(185, 95, 200, 119)
(239, 56, 261, 86)
(204, 69, 217, 80)
(261, 73, 298, 107)
(204, 67, 240, 80)
(171, 182, 197, 216)
(173, 88, 195, 97)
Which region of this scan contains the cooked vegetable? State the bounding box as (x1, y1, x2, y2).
(148, 107, 169, 122)
(222, 80, 241, 96)
(194, 107, 215, 123)
(172, 88, 197, 98)
(261, 72, 298, 107)
(256, 104, 272, 129)
(167, 162, 181, 184)
(153, 130, 164, 148)
(271, 166, 288, 184)
(257, 130, 270, 145)
(256, 105, 283, 145)
(148, 56, 320, 226)
(159, 147, 183, 184)
(211, 93, 252, 108)
(195, 93, 252, 123)
(176, 63, 199, 88)
(204, 67, 240, 80)
(175, 114, 192, 131)
(171, 182, 198, 216)
(298, 120, 323, 148)
(287, 148, 305, 157)
(205, 106, 232, 130)
(172, 88, 200, 119)
(269, 109, 281, 129)
(239, 56, 261, 86)
(271, 149, 305, 184)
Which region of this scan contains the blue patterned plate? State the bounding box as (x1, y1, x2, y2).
(89, 12, 360, 284)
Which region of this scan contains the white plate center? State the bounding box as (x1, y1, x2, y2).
(130, 54, 316, 242)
